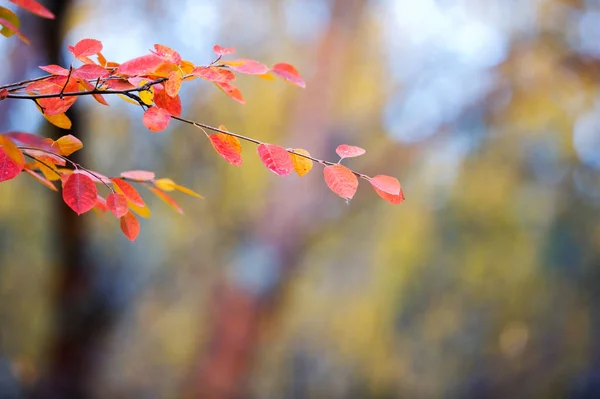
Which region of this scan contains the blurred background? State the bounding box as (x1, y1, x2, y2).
(1, 0, 600, 397)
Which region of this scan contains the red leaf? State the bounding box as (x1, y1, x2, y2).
(0, 147, 22, 182)
(257, 144, 293, 176)
(103, 79, 135, 91)
(111, 178, 145, 207)
(323, 164, 358, 200)
(117, 54, 163, 76)
(120, 211, 140, 241)
(142, 107, 171, 132)
(9, 0, 54, 19)
(213, 45, 235, 56)
(72, 64, 110, 80)
(209, 134, 242, 166)
(370, 175, 405, 204)
(107, 192, 129, 218)
(191, 66, 235, 83)
(227, 59, 269, 75)
(336, 144, 366, 159)
(0, 88, 7, 100)
(120, 170, 155, 182)
(152, 44, 181, 64)
(39, 64, 69, 76)
(271, 63, 305, 88)
(62, 172, 98, 215)
(37, 78, 79, 116)
(4, 132, 53, 151)
(214, 82, 245, 104)
(153, 87, 181, 117)
(71, 38, 102, 58)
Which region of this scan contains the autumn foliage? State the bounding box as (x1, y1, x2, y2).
(0, 0, 404, 241)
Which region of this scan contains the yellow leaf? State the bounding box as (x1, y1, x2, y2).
(138, 80, 154, 105)
(113, 183, 151, 218)
(180, 59, 195, 75)
(117, 94, 140, 105)
(221, 60, 246, 67)
(154, 178, 176, 191)
(174, 184, 203, 198)
(34, 160, 60, 181)
(256, 73, 275, 81)
(290, 148, 313, 177)
(43, 112, 72, 129)
(53, 134, 82, 156)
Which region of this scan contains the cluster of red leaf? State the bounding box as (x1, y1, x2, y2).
(0, 36, 404, 241)
(0, 132, 201, 240)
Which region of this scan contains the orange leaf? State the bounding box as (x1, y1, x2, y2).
(52, 134, 82, 156)
(214, 82, 244, 104)
(165, 70, 182, 97)
(120, 211, 140, 241)
(111, 178, 145, 207)
(323, 164, 358, 200)
(153, 87, 181, 116)
(71, 38, 102, 58)
(271, 63, 305, 88)
(107, 192, 129, 218)
(191, 66, 235, 83)
(120, 170, 155, 182)
(142, 107, 171, 132)
(23, 167, 57, 191)
(290, 148, 313, 177)
(148, 187, 184, 214)
(9, 0, 54, 19)
(209, 134, 242, 166)
(0, 135, 25, 168)
(43, 112, 72, 129)
(370, 175, 405, 204)
(152, 44, 181, 64)
(77, 79, 109, 106)
(336, 144, 365, 159)
(0, 147, 22, 182)
(62, 172, 98, 215)
(257, 143, 293, 176)
(213, 45, 235, 56)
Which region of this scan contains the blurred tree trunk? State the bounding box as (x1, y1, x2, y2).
(26, 1, 115, 398)
(184, 0, 366, 398)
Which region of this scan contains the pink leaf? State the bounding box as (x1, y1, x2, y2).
(323, 164, 358, 200)
(257, 144, 293, 176)
(336, 144, 366, 159)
